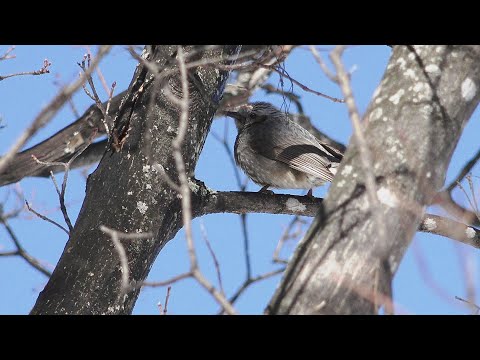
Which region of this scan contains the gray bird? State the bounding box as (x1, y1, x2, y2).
(225, 102, 343, 194)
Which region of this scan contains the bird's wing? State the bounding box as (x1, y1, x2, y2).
(250, 121, 340, 182)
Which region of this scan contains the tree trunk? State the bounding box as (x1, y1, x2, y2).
(267, 45, 480, 315)
(31, 45, 240, 315)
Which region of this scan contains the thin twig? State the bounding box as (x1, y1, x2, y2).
(85, 45, 111, 96)
(309, 45, 337, 82)
(78, 53, 112, 136)
(31, 129, 98, 232)
(142, 272, 193, 288)
(0, 58, 51, 81)
(261, 83, 304, 113)
(211, 124, 252, 282)
(25, 200, 70, 235)
(329, 45, 387, 249)
(163, 46, 238, 315)
(273, 215, 307, 264)
(260, 63, 344, 103)
(455, 296, 480, 315)
(53, 76, 80, 118)
(218, 267, 285, 314)
(446, 147, 480, 192)
(0, 46, 16, 61)
(100, 225, 153, 295)
(152, 164, 181, 192)
(456, 181, 480, 222)
(467, 175, 479, 216)
(0, 213, 52, 277)
(160, 286, 172, 315)
(200, 222, 225, 295)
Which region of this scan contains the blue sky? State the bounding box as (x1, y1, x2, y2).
(1, 45, 479, 314)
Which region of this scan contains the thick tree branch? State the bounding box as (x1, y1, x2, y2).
(30, 45, 240, 315)
(189, 184, 480, 249)
(266, 45, 480, 315)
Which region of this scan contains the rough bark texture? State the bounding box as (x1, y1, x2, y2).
(30, 45, 239, 315)
(267, 45, 480, 315)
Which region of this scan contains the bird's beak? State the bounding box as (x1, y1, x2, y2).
(224, 110, 242, 120)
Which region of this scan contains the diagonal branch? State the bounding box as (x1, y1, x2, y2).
(0, 46, 112, 177)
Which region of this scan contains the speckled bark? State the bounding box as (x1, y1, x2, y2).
(30, 45, 240, 315)
(267, 45, 480, 315)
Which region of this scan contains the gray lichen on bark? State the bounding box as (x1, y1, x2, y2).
(267, 45, 480, 315)
(31, 45, 240, 315)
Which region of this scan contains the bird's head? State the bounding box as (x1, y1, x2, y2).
(225, 102, 283, 130)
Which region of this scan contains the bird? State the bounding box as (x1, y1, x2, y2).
(225, 102, 343, 196)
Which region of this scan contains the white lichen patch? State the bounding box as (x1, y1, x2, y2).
(285, 198, 306, 213)
(412, 82, 433, 101)
(425, 64, 440, 76)
(143, 165, 151, 173)
(396, 57, 406, 69)
(369, 108, 383, 122)
(424, 217, 437, 231)
(461, 78, 476, 102)
(127, 153, 131, 159)
(127, 191, 133, 196)
(146, 184, 152, 190)
(435, 46, 444, 54)
(413, 82, 426, 93)
(341, 165, 353, 176)
(465, 227, 476, 239)
(426, 171, 431, 178)
(389, 89, 405, 105)
(137, 201, 148, 214)
(377, 187, 399, 208)
(64, 145, 75, 154)
(337, 179, 346, 188)
(403, 68, 416, 79)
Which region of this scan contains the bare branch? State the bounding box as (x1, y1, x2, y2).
(455, 296, 480, 315)
(78, 53, 112, 136)
(30, 129, 98, 232)
(190, 184, 480, 249)
(25, 200, 70, 235)
(0, 46, 16, 61)
(143, 272, 193, 288)
(219, 267, 285, 314)
(0, 212, 52, 277)
(100, 225, 153, 295)
(200, 222, 225, 295)
(0, 45, 112, 176)
(0, 58, 51, 82)
(445, 147, 480, 192)
(260, 63, 344, 103)
(159, 286, 172, 315)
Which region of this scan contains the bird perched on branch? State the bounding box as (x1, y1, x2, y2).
(225, 102, 343, 195)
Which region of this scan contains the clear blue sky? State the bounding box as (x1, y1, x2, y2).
(1, 45, 479, 314)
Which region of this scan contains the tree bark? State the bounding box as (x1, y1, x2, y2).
(30, 45, 240, 314)
(267, 45, 480, 315)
